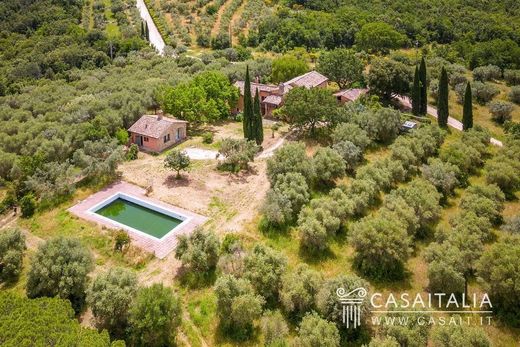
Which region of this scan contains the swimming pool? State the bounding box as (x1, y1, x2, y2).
(89, 193, 189, 240)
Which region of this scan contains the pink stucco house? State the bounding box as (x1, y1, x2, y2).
(128, 113, 187, 153)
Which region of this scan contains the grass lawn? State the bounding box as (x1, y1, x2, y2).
(16, 186, 152, 270)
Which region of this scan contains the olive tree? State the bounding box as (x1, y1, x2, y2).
(87, 267, 138, 337)
(27, 237, 94, 310)
(460, 185, 504, 225)
(175, 228, 220, 274)
(489, 100, 514, 123)
(214, 274, 264, 337)
(484, 157, 520, 197)
(421, 158, 460, 199)
(332, 141, 363, 173)
(312, 147, 345, 184)
(128, 283, 182, 347)
(0, 229, 26, 283)
(295, 312, 340, 347)
(262, 172, 311, 228)
(243, 244, 287, 302)
(261, 310, 289, 346)
(502, 215, 520, 234)
(350, 213, 412, 279)
(280, 264, 323, 318)
(332, 123, 371, 150)
(266, 142, 314, 185)
(164, 149, 190, 179)
(316, 274, 370, 331)
(387, 178, 441, 233)
(477, 236, 520, 323)
(352, 108, 402, 143)
(431, 324, 490, 347)
(378, 311, 430, 347)
(366, 337, 400, 347)
(218, 138, 259, 172)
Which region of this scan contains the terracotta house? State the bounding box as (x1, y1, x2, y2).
(333, 88, 369, 104)
(128, 113, 187, 153)
(233, 70, 329, 117)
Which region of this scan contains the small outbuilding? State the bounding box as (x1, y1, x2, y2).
(333, 88, 369, 104)
(128, 113, 187, 153)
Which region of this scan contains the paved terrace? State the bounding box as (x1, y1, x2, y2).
(68, 181, 207, 259)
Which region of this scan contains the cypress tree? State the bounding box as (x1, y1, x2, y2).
(419, 57, 427, 115)
(145, 22, 150, 41)
(253, 88, 263, 145)
(412, 65, 421, 116)
(243, 66, 254, 140)
(140, 21, 145, 39)
(462, 83, 473, 131)
(437, 67, 449, 128)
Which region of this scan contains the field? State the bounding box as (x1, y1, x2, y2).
(140, 0, 270, 51)
(3, 117, 519, 346)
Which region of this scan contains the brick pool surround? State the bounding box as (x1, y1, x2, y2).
(87, 192, 192, 241)
(68, 181, 207, 259)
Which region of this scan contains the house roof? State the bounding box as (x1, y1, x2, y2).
(333, 88, 369, 101)
(284, 71, 328, 89)
(234, 81, 278, 96)
(263, 95, 283, 106)
(128, 114, 187, 138)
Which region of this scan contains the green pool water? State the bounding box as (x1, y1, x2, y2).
(95, 198, 183, 238)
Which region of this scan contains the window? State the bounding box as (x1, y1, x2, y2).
(144, 137, 149, 142)
(176, 128, 181, 140)
(163, 134, 170, 143)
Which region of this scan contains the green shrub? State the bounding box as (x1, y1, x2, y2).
(126, 143, 139, 160)
(509, 85, 520, 104)
(202, 131, 214, 144)
(20, 194, 36, 217)
(0, 229, 26, 283)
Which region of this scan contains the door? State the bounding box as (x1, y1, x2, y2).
(136, 135, 143, 146)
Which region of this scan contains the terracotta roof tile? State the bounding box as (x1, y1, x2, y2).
(284, 71, 328, 89)
(128, 115, 187, 138)
(234, 81, 278, 96)
(263, 95, 283, 105)
(333, 88, 369, 101)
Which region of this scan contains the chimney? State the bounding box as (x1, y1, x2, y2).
(255, 75, 260, 83)
(157, 110, 163, 120)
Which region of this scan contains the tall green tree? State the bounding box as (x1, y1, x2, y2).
(253, 88, 264, 145)
(243, 66, 254, 141)
(412, 65, 421, 116)
(316, 48, 364, 89)
(140, 21, 145, 39)
(145, 22, 149, 41)
(437, 67, 449, 128)
(419, 57, 428, 115)
(271, 55, 308, 83)
(463, 83, 473, 130)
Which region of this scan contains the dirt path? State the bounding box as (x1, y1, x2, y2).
(210, 0, 233, 37)
(396, 96, 503, 147)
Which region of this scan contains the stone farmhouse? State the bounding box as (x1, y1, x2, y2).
(233, 70, 368, 117)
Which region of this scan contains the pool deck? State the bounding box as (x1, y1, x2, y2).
(68, 181, 207, 259)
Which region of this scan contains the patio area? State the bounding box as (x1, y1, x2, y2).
(68, 181, 207, 258)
